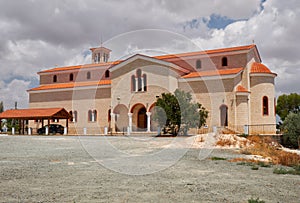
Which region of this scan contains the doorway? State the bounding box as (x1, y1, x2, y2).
(220, 105, 228, 126)
(137, 107, 147, 130)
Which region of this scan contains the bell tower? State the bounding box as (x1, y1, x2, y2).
(90, 46, 111, 64)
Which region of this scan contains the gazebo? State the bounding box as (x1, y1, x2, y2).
(0, 108, 71, 135)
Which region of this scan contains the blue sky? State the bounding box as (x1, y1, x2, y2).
(0, 0, 299, 109)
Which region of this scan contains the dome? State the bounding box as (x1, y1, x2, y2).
(250, 62, 272, 74)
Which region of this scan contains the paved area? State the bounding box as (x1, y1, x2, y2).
(0, 135, 299, 202)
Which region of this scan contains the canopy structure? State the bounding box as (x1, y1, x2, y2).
(0, 108, 71, 135)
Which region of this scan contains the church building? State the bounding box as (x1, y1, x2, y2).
(28, 44, 277, 135)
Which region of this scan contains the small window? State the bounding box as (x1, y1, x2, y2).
(69, 111, 73, 122)
(143, 74, 147, 91)
(93, 110, 97, 122)
(131, 75, 136, 92)
(196, 59, 202, 69)
(53, 75, 57, 83)
(105, 70, 110, 78)
(70, 73, 74, 81)
(88, 109, 97, 122)
(108, 109, 111, 122)
(88, 110, 92, 122)
(74, 111, 78, 122)
(87, 71, 91, 80)
(263, 96, 269, 116)
(222, 57, 228, 66)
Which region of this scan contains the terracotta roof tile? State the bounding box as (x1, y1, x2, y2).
(156, 44, 256, 60)
(236, 85, 249, 92)
(29, 80, 111, 91)
(39, 61, 121, 73)
(250, 62, 272, 73)
(0, 108, 71, 119)
(39, 45, 256, 74)
(182, 68, 243, 79)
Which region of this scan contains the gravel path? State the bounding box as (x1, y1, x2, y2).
(0, 135, 299, 203)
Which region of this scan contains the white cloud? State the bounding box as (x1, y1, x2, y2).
(0, 79, 30, 110)
(0, 0, 299, 110)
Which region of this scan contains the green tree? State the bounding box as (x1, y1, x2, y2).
(282, 112, 300, 149)
(154, 89, 208, 135)
(276, 93, 300, 121)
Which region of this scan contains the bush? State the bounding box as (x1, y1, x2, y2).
(211, 157, 227, 161)
(248, 197, 265, 203)
(281, 113, 300, 148)
(273, 167, 300, 175)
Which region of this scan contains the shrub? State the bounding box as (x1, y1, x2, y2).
(281, 112, 300, 148)
(211, 157, 227, 161)
(248, 197, 265, 203)
(273, 167, 300, 175)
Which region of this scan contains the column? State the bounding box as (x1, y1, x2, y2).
(146, 112, 151, 132)
(128, 113, 133, 132)
(135, 78, 138, 92)
(141, 77, 144, 92)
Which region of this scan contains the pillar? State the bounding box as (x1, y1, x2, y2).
(128, 113, 133, 132)
(141, 77, 144, 92)
(135, 78, 138, 92)
(146, 112, 151, 132)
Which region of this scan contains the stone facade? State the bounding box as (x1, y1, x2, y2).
(28, 44, 277, 135)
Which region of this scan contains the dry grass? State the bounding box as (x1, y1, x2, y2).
(241, 135, 300, 167)
(216, 138, 236, 146)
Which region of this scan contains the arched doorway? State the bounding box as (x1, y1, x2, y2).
(137, 107, 147, 130)
(220, 105, 228, 126)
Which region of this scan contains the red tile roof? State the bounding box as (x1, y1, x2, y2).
(250, 62, 272, 73)
(182, 68, 243, 79)
(39, 45, 256, 74)
(156, 44, 256, 60)
(39, 61, 121, 74)
(29, 80, 111, 91)
(0, 108, 71, 119)
(236, 85, 249, 92)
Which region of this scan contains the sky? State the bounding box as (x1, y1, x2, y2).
(0, 0, 299, 110)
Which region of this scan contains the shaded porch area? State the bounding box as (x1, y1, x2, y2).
(0, 108, 71, 135)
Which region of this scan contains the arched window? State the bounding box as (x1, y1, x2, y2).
(137, 69, 142, 91)
(263, 96, 269, 115)
(196, 59, 202, 69)
(131, 75, 136, 92)
(88, 110, 97, 122)
(87, 71, 91, 79)
(132, 69, 147, 92)
(69, 111, 73, 122)
(143, 74, 147, 91)
(69, 73, 74, 81)
(105, 70, 110, 78)
(88, 110, 92, 122)
(108, 109, 111, 122)
(222, 57, 228, 66)
(93, 110, 97, 122)
(53, 75, 57, 83)
(73, 111, 78, 122)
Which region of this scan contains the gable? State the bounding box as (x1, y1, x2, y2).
(109, 54, 189, 79)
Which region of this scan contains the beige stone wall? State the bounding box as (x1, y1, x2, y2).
(166, 53, 248, 72)
(30, 87, 111, 103)
(40, 66, 110, 85)
(250, 75, 276, 134)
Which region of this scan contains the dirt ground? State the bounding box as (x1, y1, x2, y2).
(0, 135, 299, 203)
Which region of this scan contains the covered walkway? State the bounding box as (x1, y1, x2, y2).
(0, 108, 71, 135)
